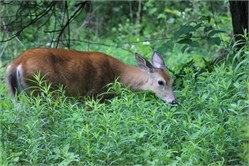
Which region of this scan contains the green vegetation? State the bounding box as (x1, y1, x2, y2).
(1, 41, 248, 165)
(0, 1, 248, 165)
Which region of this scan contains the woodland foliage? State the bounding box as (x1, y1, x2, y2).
(0, 1, 248, 165)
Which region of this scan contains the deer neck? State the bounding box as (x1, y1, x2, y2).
(118, 65, 149, 91)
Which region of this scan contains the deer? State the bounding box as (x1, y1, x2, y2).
(6, 48, 177, 104)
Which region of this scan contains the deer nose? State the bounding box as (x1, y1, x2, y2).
(170, 99, 178, 105)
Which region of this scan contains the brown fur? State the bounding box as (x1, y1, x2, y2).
(6, 48, 177, 104)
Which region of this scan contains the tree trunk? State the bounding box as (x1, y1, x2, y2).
(229, 1, 249, 47)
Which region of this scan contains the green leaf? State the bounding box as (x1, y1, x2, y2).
(200, 16, 211, 22)
(208, 37, 221, 45)
(193, 22, 203, 30)
(157, 13, 166, 19)
(208, 30, 226, 37)
(53, 147, 61, 154)
(63, 144, 70, 152)
(164, 8, 180, 16)
(204, 26, 213, 33)
(13, 157, 19, 162)
(149, 8, 157, 15)
(174, 25, 196, 39)
(157, 41, 174, 53)
(177, 38, 192, 45)
(181, 45, 189, 53)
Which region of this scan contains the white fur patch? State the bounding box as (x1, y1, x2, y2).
(16, 64, 27, 91)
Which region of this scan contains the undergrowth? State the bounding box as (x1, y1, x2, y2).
(0, 42, 248, 165)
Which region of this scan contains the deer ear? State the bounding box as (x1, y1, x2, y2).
(152, 52, 165, 69)
(135, 53, 154, 72)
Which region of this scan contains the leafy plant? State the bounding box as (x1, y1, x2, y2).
(0, 1, 248, 165)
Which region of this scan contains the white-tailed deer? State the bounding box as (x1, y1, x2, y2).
(6, 48, 177, 104)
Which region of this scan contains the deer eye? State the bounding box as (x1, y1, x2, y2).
(158, 80, 165, 86)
